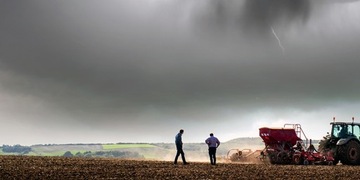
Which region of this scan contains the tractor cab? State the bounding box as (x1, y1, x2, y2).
(330, 122, 360, 145)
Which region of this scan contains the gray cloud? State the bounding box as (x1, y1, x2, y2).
(1, 0, 360, 144)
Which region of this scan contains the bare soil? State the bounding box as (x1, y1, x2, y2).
(0, 155, 359, 179)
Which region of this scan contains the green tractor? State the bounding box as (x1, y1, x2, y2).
(319, 118, 360, 165)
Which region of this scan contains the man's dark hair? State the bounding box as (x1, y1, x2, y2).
(180, 129, 184, 133)
(210, 133, 214, 136)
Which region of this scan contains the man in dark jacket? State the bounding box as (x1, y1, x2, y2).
(174, 129, 188, 165)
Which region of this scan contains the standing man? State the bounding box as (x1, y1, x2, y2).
(205, 133, 220, 165)
(174, 129, 188, 165)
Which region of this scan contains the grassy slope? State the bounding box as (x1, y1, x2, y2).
(1, 137, 269, 159)
(30, 144, 103, 156)
(102, 144, 155, 150)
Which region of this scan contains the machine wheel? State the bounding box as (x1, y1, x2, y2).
(268, 153, 277, 164)
(303, 159, 309, 165)
(339, 140, 360, 165)
(229, 153, 240, 162)
(293, 155, 303, 165)
(277, 152, 290, 164)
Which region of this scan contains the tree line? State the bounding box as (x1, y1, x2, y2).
(1, 144, 31, 154)
(63, 150, 144, 158)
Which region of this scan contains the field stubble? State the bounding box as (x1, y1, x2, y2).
(0, 155, 360, 179)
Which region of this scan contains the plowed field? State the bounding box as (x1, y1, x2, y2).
(0, 155, 359, 179)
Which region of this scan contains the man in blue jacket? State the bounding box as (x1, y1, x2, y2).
(174, 129, 189, 165)
(205, 133, 220, 165)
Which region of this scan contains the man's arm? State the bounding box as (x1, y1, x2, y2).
(205, 138, 210, 145)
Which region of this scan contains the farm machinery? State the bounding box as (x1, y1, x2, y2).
(259, 124, 334, 165)
(318, 117, 360, 165)
(226, 149, 265, 163)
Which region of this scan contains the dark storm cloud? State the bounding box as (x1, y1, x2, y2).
(241, 0, 310, 36)
(1, 0, 360, 144)
(1, 0, 360, 113)
(190, 0, 311, 40)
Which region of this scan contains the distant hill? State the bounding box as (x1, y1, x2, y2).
(224, 137, 263, 145)
(0, 137, 321, 162)
(221, 137, 265, 150)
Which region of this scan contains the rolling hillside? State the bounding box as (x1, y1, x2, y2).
(1, 137, 322, 161)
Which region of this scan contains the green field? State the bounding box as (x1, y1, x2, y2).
(30, 150, 89, 156)
(102, 144, 155, 150)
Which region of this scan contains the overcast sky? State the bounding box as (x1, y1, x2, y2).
(1, 0, 360, 145)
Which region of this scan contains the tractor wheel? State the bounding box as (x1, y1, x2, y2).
(339, 140, 360, 165)
(303, 159, 309, 165)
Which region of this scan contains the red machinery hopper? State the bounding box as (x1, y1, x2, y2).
(259, 127, 301, 149)
(259, 124, 334, 165)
